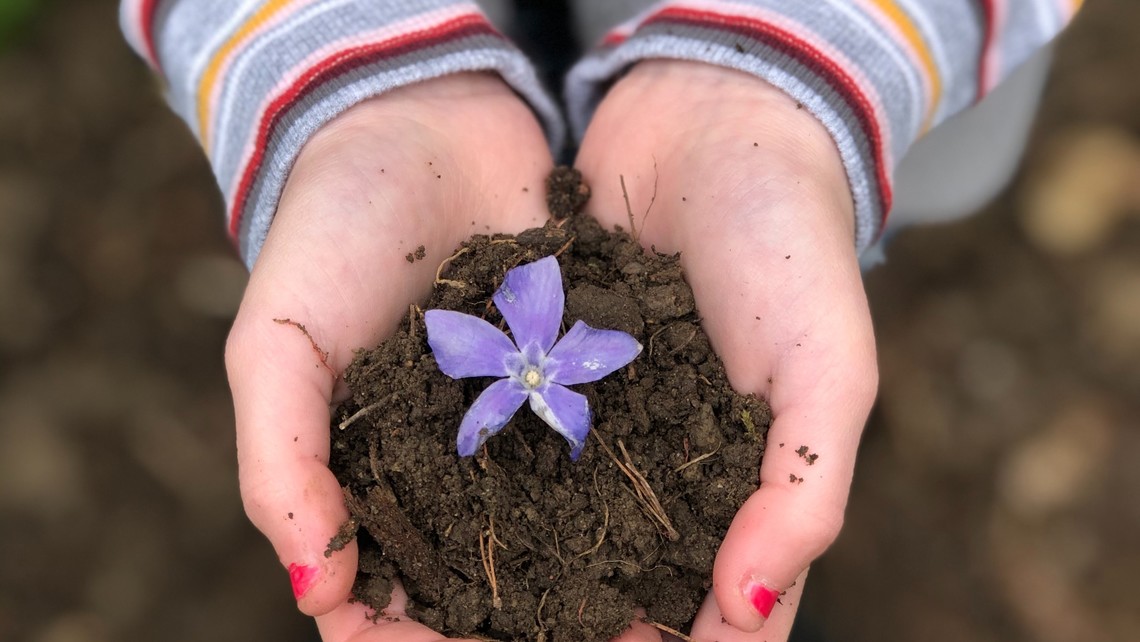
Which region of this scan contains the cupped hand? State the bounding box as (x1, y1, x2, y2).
(224, 72, 670, 642)
(224, 72, 556, 641)
(575, 60, 879, 641)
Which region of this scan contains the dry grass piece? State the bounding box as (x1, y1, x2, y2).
(642, 619, 694, 642)
(479, 517, 502, 609)
(435, 246, 469, 288)
(338, 392, 396, 431)
(597, 438, 680, 541)
(674, 446, 720, 474)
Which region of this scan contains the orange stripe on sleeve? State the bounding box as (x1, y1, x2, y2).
(196, 0, 295, 151)
(870, 0, 942, 133)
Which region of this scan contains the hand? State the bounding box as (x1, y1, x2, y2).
(224, 72, 671, 642)
(224, 73, 558, 641)
(575, 61, 879, 641)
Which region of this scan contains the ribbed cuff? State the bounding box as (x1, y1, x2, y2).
(565, 1, 913, 254)
(123, 1, 564, 267)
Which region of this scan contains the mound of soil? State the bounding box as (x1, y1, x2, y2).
(328, 170, 770, 642)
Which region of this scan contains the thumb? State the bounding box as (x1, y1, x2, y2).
(711, 317, 877, 632)
(227, 310, 357, 615)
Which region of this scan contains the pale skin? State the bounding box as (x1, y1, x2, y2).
(226, 61, 877, 642)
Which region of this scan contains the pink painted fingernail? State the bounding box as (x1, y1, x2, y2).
(746, 580, 779, 619)
(288, 563, 318, 600)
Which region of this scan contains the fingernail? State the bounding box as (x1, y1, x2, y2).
(746, 580, 779, 620)
(288, 563, 319, 600)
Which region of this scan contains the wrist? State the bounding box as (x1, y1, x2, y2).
(280, 72, 552, 235)
(580, 60, 854, 251)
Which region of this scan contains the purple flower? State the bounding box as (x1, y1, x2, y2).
(424, 256, 642, 460)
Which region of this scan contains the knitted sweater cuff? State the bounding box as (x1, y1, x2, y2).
(565, 0, 1081, 254)
(121, 0, 564, 267)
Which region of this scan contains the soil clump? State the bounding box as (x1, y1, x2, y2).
(329, 169, 770, 642)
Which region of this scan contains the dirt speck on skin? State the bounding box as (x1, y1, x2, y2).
(328, 168, 770, 642)
(795, 446, 819, 465)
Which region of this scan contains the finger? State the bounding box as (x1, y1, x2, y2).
(650, 194, 875, 632)
(226, 243, 447, 615)
(227, 130, 553, 616)
(708, 285, 876, 632)
(691, 569, 808, 642)
(711, 317, 876, 631)
(227, 308, 358, 616)
(318, 581, 477, 642)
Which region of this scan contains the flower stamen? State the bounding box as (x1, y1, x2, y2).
(522, 367, 543, 389)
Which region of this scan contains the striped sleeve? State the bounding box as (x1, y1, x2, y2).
(120, 1, 564, 267)
(564, 0, 1084, 254)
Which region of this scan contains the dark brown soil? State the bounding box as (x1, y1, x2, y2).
(328, 171, 770, 642)
(545, 166, 591, 219)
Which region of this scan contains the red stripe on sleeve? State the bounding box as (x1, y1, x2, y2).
(976, 0, 997, 100)
(648, 6, 893, 223)
(139, 0, 162, 71)
(227, 14, 499, 238)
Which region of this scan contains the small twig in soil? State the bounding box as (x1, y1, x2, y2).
(551, 527, 565, 567)
(640, 542, 664, 568)
(478, 521, 502, 609)
(273, 318, 337, 377)
(618, 159, 659, 244)
(667, 327, 699, 355)
(552, 235, 576, 258)
(577, 597, 588, 627)
(536, 586, 552, 634)
(488, 514, 507, 550)
(407, 304, 421, 339)
(367, 432, 383, 485)
(620, 175, 636, 239)
(434, 246, 469, 288)
(646, 325, 670, 359)
(674, 446, 721, 474)
(642, 619, 694, 642)
(576, 468, 610, 559)
(338, 393, 396, 431)
(618, 439, 680, 540)
(643, 158, 659, 239)
(597, 438, 680, 541)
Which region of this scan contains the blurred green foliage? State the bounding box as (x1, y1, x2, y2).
(0, 0, 45, 50)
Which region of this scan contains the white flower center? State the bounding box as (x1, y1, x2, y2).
(522, 367, 543, 389)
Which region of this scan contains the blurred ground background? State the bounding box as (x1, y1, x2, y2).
(0, 1, 1136, 641)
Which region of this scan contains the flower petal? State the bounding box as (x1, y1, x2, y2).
(529, 383, 591, 460)
(425, 309, 517, 379)
(545, 320, 643, 385)
(493, 256, 564, 353)
(457, 378, 529, 456)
